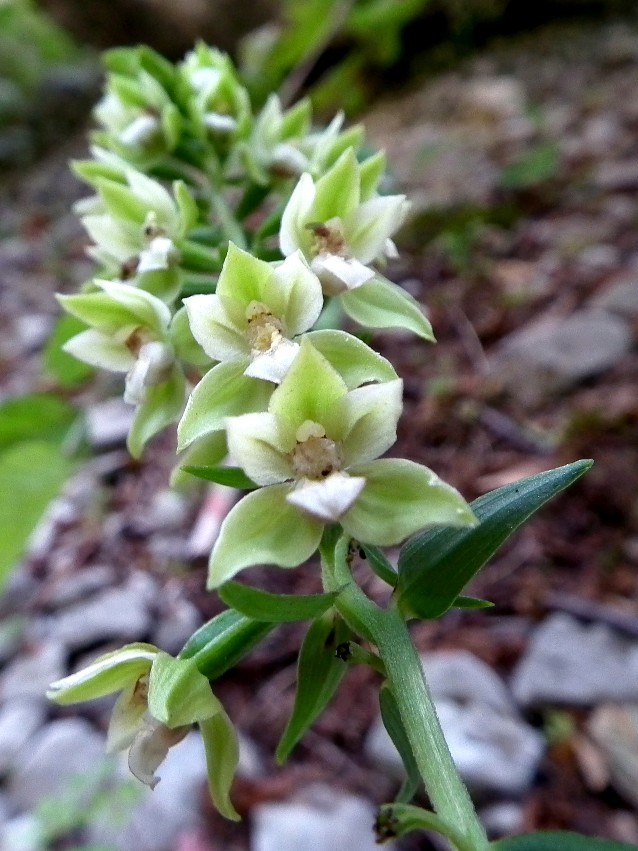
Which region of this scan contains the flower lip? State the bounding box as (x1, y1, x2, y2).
(286, 471, 365, 523)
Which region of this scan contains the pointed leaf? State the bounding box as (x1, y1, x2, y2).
(201, 706, 240, 820)
(361, 544, 397, 588)
(219, 582, 340, 623)
(492, 833, 638, 851)
(379, 684, 421, 803)
(181, 465, 257, 490)
(276, 611, 351, 763)
(178, 609, 274, 682)
(397, 460, 593, 620)
(454, 596, 494, 610)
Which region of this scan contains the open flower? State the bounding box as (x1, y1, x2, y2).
(279, 148, 433, 340)
(73, 155, 197, 303)
(185, 242, 323, 384)
(207, 339, 476, 587)
(47, 644, 239, 820)
(58, 280, 186, 457)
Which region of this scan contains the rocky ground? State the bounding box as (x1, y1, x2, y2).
(1, 13, 638, 851)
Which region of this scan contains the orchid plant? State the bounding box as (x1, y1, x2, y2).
(45, 43, 614, 851)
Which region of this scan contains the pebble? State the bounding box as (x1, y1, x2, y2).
(511, 613, 638, 706)
(491, 309, 632, 404)
(51, 574, 156, 651)
(0, 700, 47, 775)
(85, 398, 135, 450)
(588, 704, 638, 808)
(0, 640, 66, 703)
(592, 273, 638, 319)
(251, 784, 390, 851)
(8, 718, 106, 811)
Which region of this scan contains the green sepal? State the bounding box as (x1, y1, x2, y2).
(200, 708, 240, 821)
(306, 329, 397, 389)
(397, 460, 593, 621)
(177, 360, 272, 451)
(453, 596, 494, 610)
(219, 582, 341, 623)
(361, 544, 397, 588)
(169, 306, 211, 368)
(181, 465, 257, 490)
(276, 611, 352, 764)
(173, 180, 199, 235)
(96, 178, 148, 223)
(379, 684, 421, 803)
(313, 148, 360, 222)
(340, 277, 434, 341)
(148, 653, 222, 727)
(492, 833, 638, 851)
(178, 609, 274, 682)
(359, 150, 386, 200)
(128, 366, 185, 459)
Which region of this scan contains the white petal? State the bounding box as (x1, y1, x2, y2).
(191, 67, 222, 92)
(47, 646, 157, 700)
(124, 342, 174, 405)
(244, 338, 300, 384)
(63, 329, 134, 372)
(138, 236, 178, 273)
(119, 114, 161, 147)
(271, 143, 308, 176)
(128, 718, 189, 789)
(310, 253, 375, 296)
(204, 113, 238, 134)
(226, 412, 292, 486)
(279, 172, 315, 257)
(286, 471, 365, 523)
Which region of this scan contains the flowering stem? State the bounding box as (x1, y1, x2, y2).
(320, 535, 488, 851)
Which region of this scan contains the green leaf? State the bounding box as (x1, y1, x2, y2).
(178, 609, 274, 682)
(127, 367, 185, 459)
(492, 832, 638, 851)
(0, 394, 81, 452)
(0, 441, 73, 590)
(219, 582, 340, 623)
(276, 611, 351, 763)
(42, 315, 95, 388)
(201, 708, 240, 821)
(379, 684, 421, 803)
(361, 544, 397, 588)
(453, 595, 494, 610)
(181, 465, 257, 490)
(397, 460, 593, 620)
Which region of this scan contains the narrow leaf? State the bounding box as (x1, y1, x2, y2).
(379, 684, 421, 803)
(453, 596, 494, 610)
(276, 611, 351, 763)
(397, 460, 593, 620)
(361, 544, 397, 588)
(492, 832, 638, 851)
(178, 609, 274, 682)
(181, 465, 257, 490)
(219, 582, 341, 623)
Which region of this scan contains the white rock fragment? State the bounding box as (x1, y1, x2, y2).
(251, 784, 391, 851)
(511, 613, 638, 706)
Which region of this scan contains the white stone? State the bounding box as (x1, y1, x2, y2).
(1, 640, 66, 702)
(0, 699, 47, 774)
(8, 718, 106, 810)
(0, 813, 46, 851)
(512, 613, 638, 707)
(85, 398, 135, 449)
(52, 575, 155, 651)
(251, 784, 391, 851)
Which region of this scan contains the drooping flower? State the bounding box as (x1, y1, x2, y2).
(278, 148, 433, 340)
(207, 339, 476, 587)
(58, 280, 186, 457)
(47, 644, 239, 820)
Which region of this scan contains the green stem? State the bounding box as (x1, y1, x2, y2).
(320, 536, 488, 851)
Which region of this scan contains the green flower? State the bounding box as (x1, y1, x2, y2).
(207, 339, 476, 587)
(279, 148, 433, 340)
(58, 280, 186, 457)
(47, 644, 239, 820)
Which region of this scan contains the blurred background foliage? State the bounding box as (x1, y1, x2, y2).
(1, 0, 636, 172)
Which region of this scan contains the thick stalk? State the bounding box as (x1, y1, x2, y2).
(321, 538, 488, 851)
